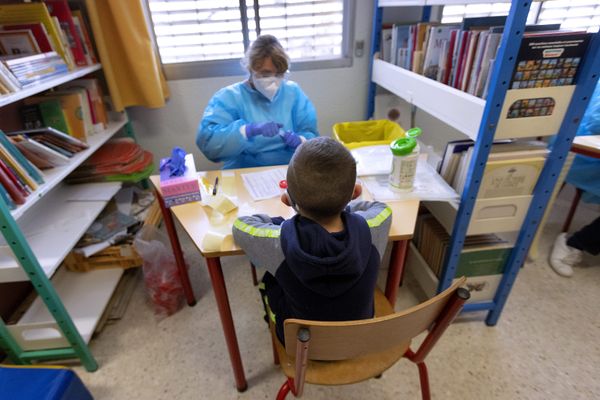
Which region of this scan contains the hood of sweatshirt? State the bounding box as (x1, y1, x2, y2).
(279, 211, 373, 298)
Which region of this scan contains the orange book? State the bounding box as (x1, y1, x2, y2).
(42, 91, 91, 141)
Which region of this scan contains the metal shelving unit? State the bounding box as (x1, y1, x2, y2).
(368, 0, 600, 325)
(0, 66, 128, 371)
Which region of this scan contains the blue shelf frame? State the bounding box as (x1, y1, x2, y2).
(368, 0, 600, 325)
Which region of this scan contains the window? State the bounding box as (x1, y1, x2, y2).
(147, 0, 354, 80)
(441, 0, 600, 33)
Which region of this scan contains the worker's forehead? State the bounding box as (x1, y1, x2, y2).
(255, 57, 276, 71)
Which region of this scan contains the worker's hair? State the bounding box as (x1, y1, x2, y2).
(242, 34, 289, 74)
(287, 137, 357, 221)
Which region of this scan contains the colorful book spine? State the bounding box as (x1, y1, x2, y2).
(0, 131, 44, 184)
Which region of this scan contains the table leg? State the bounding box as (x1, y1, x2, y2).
(385, 240, 409, 305)
(205, 257, 248, 392)
(155, 189, 197, 306)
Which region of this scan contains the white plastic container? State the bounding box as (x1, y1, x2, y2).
(389, 127, 421, 192)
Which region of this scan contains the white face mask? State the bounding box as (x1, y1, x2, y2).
(253, 75, 283, 101)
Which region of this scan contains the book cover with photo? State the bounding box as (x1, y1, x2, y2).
(510, 31, 592, 90)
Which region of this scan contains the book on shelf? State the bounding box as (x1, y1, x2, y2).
(0, 132, 45, 185)
(43, 0, 87, 67)
(2, 51, 68, 87)
(0, 2, 73, 69)
(38, 89, 93, 141)
(0, 22, 56, 53)
(379, 17, 591, 100)
(59, 78, 108, 130)
(510, 31, 591, 90)
(413, 214, 511, 278)
(24, 97, 71, 135)
(440, 140, 549, 196)
(0, 181, 17, 209)
(0, 58, 21, 92)
(10, 134, 70, 166)
(0, 30, 41, 56)
(71, 13, 95, 65)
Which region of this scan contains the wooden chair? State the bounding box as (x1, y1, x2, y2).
(269, 278, 469, 400)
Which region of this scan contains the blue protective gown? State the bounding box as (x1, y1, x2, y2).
(197, 80, 319, 169)
(566, 81, 600, 203)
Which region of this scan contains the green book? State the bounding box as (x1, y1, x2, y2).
(455, 246, 512, 277)
(38, 99, 71, 135)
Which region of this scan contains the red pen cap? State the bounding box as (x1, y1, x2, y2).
(279, 180, 287, 189)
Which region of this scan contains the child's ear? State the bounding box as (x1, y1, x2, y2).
(351, 183, 362, 200)
(281, 192, 292, 207)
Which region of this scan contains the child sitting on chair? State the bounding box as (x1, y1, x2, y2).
(232, 137, 392, 344)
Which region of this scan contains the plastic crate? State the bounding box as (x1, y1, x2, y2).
(64, 244, 143, 272)
(332, 119, 405, 149)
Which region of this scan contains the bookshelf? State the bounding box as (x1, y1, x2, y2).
(0, 67, 128, 370)
(368, 0, 600, 325)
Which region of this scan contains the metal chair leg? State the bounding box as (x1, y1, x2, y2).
(251, 263, 259, 286)
(416, 361, 431, 400)
(562, 187, 582, 232)
(276, 378, 293, 400)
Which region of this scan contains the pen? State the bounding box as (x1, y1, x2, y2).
(212, 177, 219, 195)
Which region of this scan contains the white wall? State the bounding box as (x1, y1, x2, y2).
(128, 0, 377, 171)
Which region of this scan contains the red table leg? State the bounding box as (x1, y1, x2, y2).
(206, 257, 248, 392)
(155, 189, 197, 306)
(385, 240, 409, 305)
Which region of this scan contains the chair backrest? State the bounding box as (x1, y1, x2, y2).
(283, 277, 467, 361)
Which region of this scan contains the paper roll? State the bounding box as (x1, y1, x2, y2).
(202, 231, 233, 252)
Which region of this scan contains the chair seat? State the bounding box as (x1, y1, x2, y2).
(273, 288, 411, 385)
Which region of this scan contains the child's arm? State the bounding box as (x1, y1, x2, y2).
(232, 214, 285, 275)
(347, 200, 393, 261)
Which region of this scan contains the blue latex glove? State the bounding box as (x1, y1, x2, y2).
(159, 147, 187, 177)
(281, 131, 303, 149)
(246, 122, 283, 138)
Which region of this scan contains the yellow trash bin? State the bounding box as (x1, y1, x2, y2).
(332, 120, 405, 149)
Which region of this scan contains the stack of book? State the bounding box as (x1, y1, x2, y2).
(0, 0, 97, 95)
(7, 127, 88, 170)
(20, 77, 108, 142)
(69, 139, 154, 184)
(413, 214, 512, 278)
(439, 140, 549, 196)
(2, 51, 68, 88)
(380, 16, 591, 99)
(0, 129, 46, 209)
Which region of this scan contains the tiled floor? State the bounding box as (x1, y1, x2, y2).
(74, 186, 600, 399)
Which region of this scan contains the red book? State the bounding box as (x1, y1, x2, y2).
(443, 30, 458, 85)
(1, 23, 54, 53)
(453, 31, 471, 89)
(0, 161, 26, 204)
(0, 158, 28, 197)
(43, 0, 88, 66)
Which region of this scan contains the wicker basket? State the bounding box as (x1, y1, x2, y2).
(64, 200, 162, 272)
(64, 244, 143, 272)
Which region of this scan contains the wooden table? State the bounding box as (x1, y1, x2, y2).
(572, 135, 600, 158)
(150, 166, 419, 392)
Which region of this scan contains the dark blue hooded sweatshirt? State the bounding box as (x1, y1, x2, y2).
(264, 210, 381, 344)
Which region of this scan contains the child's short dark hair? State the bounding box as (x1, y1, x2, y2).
(286, 137, 356, 220)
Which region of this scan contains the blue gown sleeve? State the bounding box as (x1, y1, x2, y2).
(196, 88, 250, 163)
(292, 85, 319, 140)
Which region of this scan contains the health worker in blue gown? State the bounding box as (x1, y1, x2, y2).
(196, 35, 319, 169)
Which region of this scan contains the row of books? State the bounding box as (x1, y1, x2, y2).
(20, 78, 108, 142)
(0, 127, 88, 209)
(0, 1, 97, 94)
(381, 16, 592, 99)
(438, 140, 549, 197)
(413, 213, 512, 278)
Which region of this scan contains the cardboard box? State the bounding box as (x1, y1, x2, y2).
(159, 153, 201, 207)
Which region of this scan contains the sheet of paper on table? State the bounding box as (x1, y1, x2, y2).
(241, 168, 286, 201)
